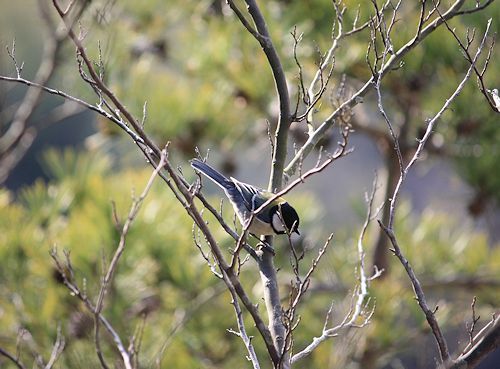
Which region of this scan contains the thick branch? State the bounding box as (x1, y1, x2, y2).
(229, 3, 292, 366)
(446, 314, 500, 369)
(47, 1, 280, 363)
(243, 0, 291, 192)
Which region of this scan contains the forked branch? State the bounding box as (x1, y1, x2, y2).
(378, 19, 491, 366)
(284, 0, 496, 176)
(292, 175, 382, 364)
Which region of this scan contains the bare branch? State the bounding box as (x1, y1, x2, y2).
(227, 4, 345, 364)
(297, 2, 344, 129)
(228, 0, 291, 191)
(31, 9, 276, 359)
(225, 272, 261, 369)
(285, 0, 479, 176)
(192, 223, 223, 278)
(42, 9, 276, 361)
(455, 0, 495, 15)
(465, 297, 481, 348)
(44, 325, 65, 369)
(92, 148, 167, 369)
(226, 0, 264, 43)
(247, 0, 292, 191)
(292, 174, 381, 364)
(378, 23, 490, 365)
(50, 248, 133, 369)
(434, 7, 497, 112)
(5, 39, 24, 78)
(94, 148, 167, 314)
(446, 313, 500, 369)
(291, 26, 307, 114)
(0, 75, 145, 146)
(0, 347, 27, 369)
(50, 0, 156, 155)
(285, 233, 334, 337)
(373, 0, 405, 182)
(385, 20, 491, 231)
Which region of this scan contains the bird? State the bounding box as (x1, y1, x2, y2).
(191, 158, 300, 237)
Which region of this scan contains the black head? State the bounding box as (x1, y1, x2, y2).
(270, 202, 300, 235)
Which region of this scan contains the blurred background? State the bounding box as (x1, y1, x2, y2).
(1, 1, 499, 368)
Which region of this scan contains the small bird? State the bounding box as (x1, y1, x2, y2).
(191, 159, 300, 237)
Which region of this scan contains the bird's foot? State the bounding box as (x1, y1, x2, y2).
(257, 241, 275, 256)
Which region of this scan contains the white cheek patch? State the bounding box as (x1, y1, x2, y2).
(271, 212, 286, 233)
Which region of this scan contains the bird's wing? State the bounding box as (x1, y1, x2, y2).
(231, 178, 279, 223)
(230, 178, 263, 211)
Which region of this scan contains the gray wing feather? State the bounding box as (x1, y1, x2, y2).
(231, 178, 261, 210)
(191, 160, 273, 224)
(231, 178, 272, 223)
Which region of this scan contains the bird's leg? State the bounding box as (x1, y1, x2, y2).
(251, 234, 275, 256)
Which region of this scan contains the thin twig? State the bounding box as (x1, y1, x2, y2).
(226, 0, 266, 44)
(285, 233, 334, 343)
(44, 325, 65, 369)
(433, 4, 497, 112)
(50, 248, 133, 369)
(225, 271, 261, 369)
(0, 347, 27, 369)
(379, 24, 490, 365)
(285, 0, 478, 176)
(0, 75, 144, 146)
(465, 296, 481, 348)
(446, 313, 500, 369)
(93, 148, 167, 369)
(94, 148, 167, 314)
(291, 175, 382, 364)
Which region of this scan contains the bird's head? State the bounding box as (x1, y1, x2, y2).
(270, 202, 300, 236)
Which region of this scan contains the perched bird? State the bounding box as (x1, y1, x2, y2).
(191, 159, 300, 237)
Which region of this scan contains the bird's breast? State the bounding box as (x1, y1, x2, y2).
(247, 217, 275, 236)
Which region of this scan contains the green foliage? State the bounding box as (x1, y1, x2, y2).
(0, 149, 228, 368)
(0, 149, 328, 368)
(2, 1, 499, 368)
(79, 0, 500, 203)
(1, 144, 499, 368)
(77, 0, 277, 154)
(295, 199, 499, 367)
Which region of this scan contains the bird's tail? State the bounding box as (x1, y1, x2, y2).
(190, 159, 232, 189)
